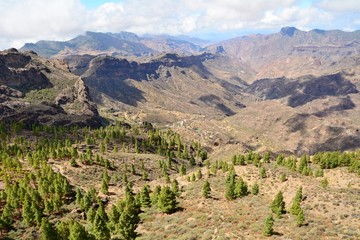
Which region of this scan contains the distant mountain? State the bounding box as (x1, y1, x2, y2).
(20, 31, 207, 58)
(206, 27, 360, 80)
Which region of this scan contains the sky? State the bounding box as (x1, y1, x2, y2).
(0, 0, 359, 49)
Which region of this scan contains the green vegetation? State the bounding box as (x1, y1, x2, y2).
(0, 121, 358, 239)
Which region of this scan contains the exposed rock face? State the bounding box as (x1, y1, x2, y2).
(0, 49, 52, 91)
(0, 49, 101, 128)
(246, 73, 359, 107)
(65, 52, 245, 116)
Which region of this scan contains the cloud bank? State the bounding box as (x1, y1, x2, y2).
(0, 0, 359, 49)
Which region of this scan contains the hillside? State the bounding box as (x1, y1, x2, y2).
(206, 27, 360, 80)
(0, 48, 101, 127)
(0, 122, 358, 239)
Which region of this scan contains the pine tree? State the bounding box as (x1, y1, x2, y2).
(180, 164, 186, 175)
(259, 167, 266, 178)
(117, 205, 139, 240)
(235, 177, 248, 198)
(40, 218, 57, 240)
(190, 173, 195, 182)
(69, 220, 89, 240)
(321, 178, 329, 189)
(263, 214, 274, 236)
(142, 170, 148, 181)
(172, 179, 180, 197)
(56, 221, 70, 240)
(151, 185, 161, 205)
(92, 211, 110, 240)
(203, 180, 211, 198)
(157, 186, 178, 214)
(290, 186, 302, 215)
(225, 175, 235, 200)
(140, 185, 151, 208)
(22, 194, 34, 226)
(263, 152, 271, 163)
(196, 169, 202, 180)
(297, 208, 305, 227)
(108, 204, 120, 232)
(271, 191, 286, 218)
(1, 203, 13, 226)
(101, 177, 109, 195)
(75, 188, 83, 206)
(86, 206, 96, 223)
(252, 182, 259, 195)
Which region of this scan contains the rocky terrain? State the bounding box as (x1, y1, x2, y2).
(0, 27, 359, 240)
(15, 27, 360, 154)
(0, 48, 101, 127)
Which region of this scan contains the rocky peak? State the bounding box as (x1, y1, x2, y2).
(280, 26, 300, 36)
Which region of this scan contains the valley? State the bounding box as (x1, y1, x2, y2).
(0, 26, 359, 239)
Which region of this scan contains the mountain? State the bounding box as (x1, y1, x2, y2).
(64, 52, 248, 117)
(20, 31, 206, 58)
(0, 48, 101, 127)
(16, 27, 360, 154)
(206, 27, 360, 81)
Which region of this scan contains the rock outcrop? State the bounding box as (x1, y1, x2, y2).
(0, 49, 101, 128)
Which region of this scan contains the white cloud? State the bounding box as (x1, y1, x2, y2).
(0, 0, 359, 49)
(318, 0, 360, 12)
(0, 0, 86, 48)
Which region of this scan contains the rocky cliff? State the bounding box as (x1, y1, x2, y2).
(0, 49, 101, 128)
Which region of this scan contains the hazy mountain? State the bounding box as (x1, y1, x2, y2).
(20, 31, 207, 58)
(206, 27, 360, 81)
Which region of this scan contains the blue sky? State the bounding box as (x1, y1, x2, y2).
(81, 0, 122, 9)
(0, 0, 359, 49)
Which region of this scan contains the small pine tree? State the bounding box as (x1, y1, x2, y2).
(172, 179, 180, 197)
(203, 180, 211, 198)
(191, 173, 196, 182)
(321, 178, 329, 189)
(271, 191, 286, 218)
(180, 164, 186, 175)
(263, 214, 274, 236)
(225, 176, 235, 200)
(92, 212, 110, 240)
(69, 220, 89, 240)
(196, 169, 202, 180)
(101, 177, 109, 195)
(40, 218, 57, 240)
(86, 207, 96, 223)
(157, 186, 178, 214)
(56, 221, 70, 240)
(297, 208, 305, 227)
(22, 195, 34, 226)
(280, 173, 287, 182)
(263, 152, 271, 163)
(259, 167, 266, 178)
(140, 185, 151, 208)
(290, 187, 303, 215)
(142, 170, 148, 181)
(151, 185, 161, 205)
(235, 177, 248, 198)
(70, 158, 78, 167)
(252, 182, 259, 195)
(117, 205, 139, 240)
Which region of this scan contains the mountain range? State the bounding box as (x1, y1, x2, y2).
(1, 26, 359, 154)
